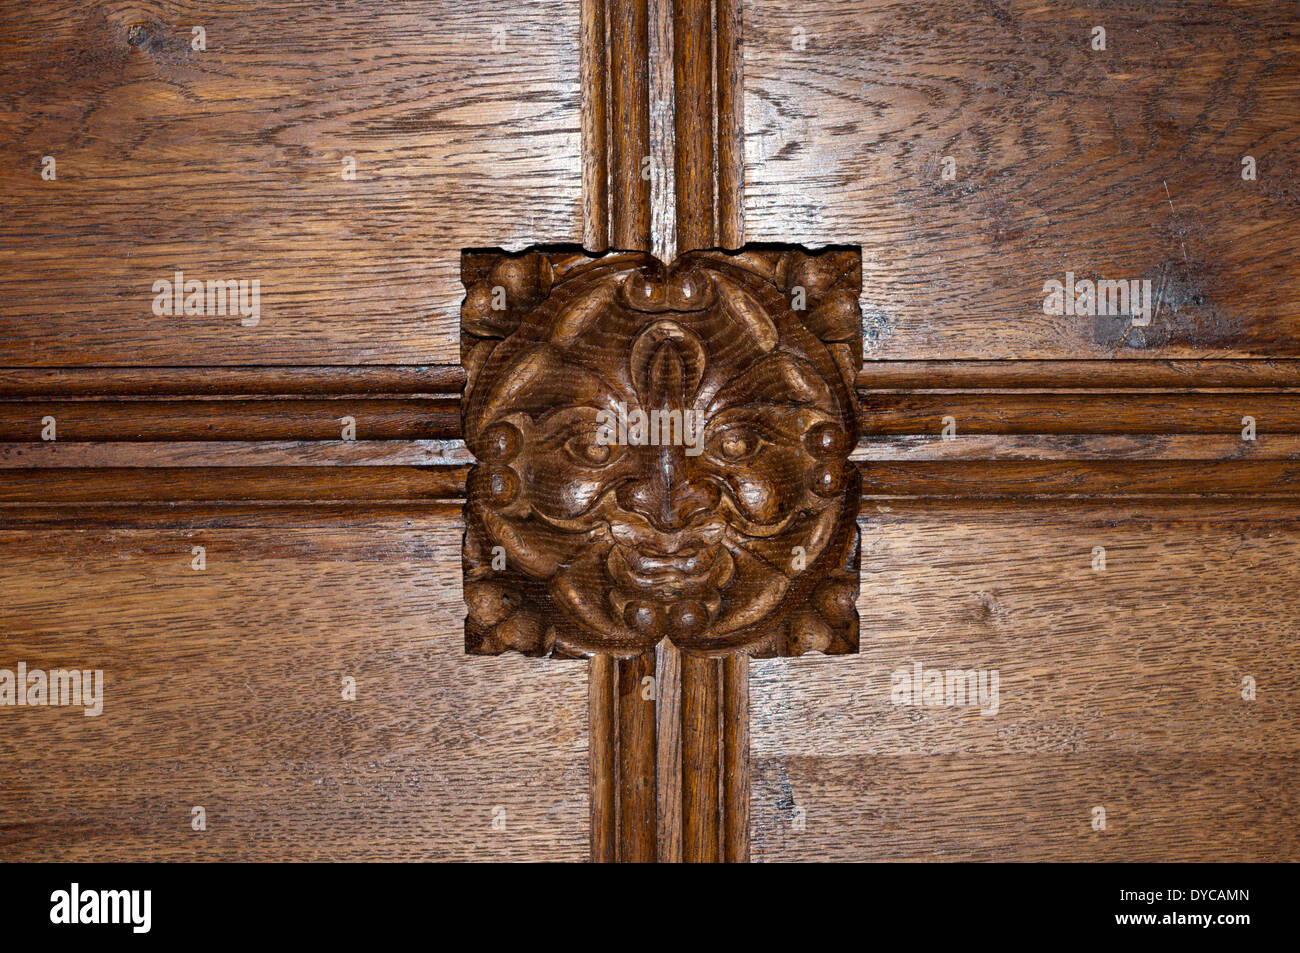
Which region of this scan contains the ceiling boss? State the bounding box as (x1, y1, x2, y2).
(461, 247, 862, 660)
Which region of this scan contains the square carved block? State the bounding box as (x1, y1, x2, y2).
(460, 247, 861, 659)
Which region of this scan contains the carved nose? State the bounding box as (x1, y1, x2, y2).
(618, 337, 718, 532)
(617, 447, 718, 533)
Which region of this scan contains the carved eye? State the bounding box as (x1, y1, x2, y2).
(564, 431, 615, 466)
(710, 425, 762, 463)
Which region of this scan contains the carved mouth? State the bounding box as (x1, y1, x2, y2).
(619, 544, 717, 579)
(606, 543, 731, 597)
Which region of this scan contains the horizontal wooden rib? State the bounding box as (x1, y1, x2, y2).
(9, 497, 1296, 530)
(0, 366, 465, 397)
(11, 392, 1294, 447)
(0, 503, 464, 528)
(11, 360, 1288, 397)
(857, 360, 1300, 391)
(0, 399, 458, 441)
(0, 441, 470, 469)
(0, 458, 1287, 505)
(861, 497, 1300, 521)
(858, 460, 1300, 498)
(856, 434, 1300, 462)
(863, 393, 1300, 434)
(0, 466, 467, 503)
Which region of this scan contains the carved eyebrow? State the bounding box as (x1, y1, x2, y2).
(534, 402, 619, 431)
(706, 352, 835, 414)
(714, 274, 778, 353)
(474, 346, 624, 427)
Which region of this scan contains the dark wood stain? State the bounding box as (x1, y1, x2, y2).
(0, 0, 1295, 863)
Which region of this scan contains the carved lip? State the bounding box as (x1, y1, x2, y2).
(606, 543, 732, 597)
(607, 516, 726, 550)
(619, 544, 715, 579)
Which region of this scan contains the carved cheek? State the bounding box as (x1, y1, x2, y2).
(725, 448, 807, 524)
(529, 457, 618, 520)
(730, 473, 778, 523)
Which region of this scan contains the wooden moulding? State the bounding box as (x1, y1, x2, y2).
(0, 466, 468, 504)
(589, 653, 658, 863)
(0, 399, 459, 442)
(861, 393, 1300, 436)
(0, 365, 465, 397)
(672, 0, 744, 251)
(0, 367, 463, 463)
(583, 0, 652, 251)
(476, 0, 815, 865)
(856, 360, 1300, 392)
(676, 651, 749, 863)
(474, 0, 1300, 865)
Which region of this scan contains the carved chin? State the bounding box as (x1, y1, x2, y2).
(547, 535, 798, 655)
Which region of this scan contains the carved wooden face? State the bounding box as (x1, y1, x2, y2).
(462, 250, 861, 658)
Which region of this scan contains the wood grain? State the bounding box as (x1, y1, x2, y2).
(0, 0, 582, 366)
(862, 393, 1300, 435)
(0, 366, 465, 397)
(749, 503, 1300, 861)
(654, 639, 683, 862)
(617, 652, 657, 861)
(672, 0, 715, 250)
(855, 434, 1300, 463)
(0, 522, 588, 861)
(680, 652, 720, 862)
(0, 399, 458, 441)
(5, 0, 1297, 867)
(722, 652, 749, 862)
(589, 653, 616, 862)
(715, 0, 745, 249)
(743, 0, 1300, 358)
(858, 459, 1300, 498)
(648, 0, 677, 262)
(858, 360, 1300, 391)
(0, 441, 470, 469)
(0, 465, 467, 503)
(609, 0, 652, 250)
(581, 0, 610, 250)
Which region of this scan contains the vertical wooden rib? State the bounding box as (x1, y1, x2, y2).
(715, 0, 745, 248)
(648, 0, 677, 262)
(681, 653, 721, 862)
(586, 0, 654, 864)
(589, 654, 617, 863)
(580, 0, 609, 250)
(672, 0, 715, 250)
(586, 0, 750, 863)
(610, 0, 652, 250)
(617, 653, 658, 861)
(655, 640, 684, 862)
(722, 653, 750, 862)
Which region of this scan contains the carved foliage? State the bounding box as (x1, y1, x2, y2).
(461, 248, 862, 658)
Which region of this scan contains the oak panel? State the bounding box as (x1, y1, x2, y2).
(744, 0, 1300, 358)
(0, 522, 588, 861)
(0, 0, 582, 366)
(749, 504, 1300, 860)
